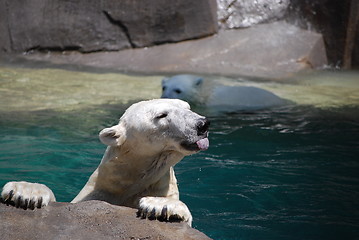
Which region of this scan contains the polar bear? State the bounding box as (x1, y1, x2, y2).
(161, 74, 288, 112)
(1, 99, 210, 226)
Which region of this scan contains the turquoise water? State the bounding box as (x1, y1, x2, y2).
(1, 102, 358, 239)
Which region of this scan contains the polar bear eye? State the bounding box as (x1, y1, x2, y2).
(174, 89, 182, 94)
(155, 112, 168, 119)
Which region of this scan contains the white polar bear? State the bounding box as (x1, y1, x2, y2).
(1, 99, 210, 226)
(161, 74, 288, 112)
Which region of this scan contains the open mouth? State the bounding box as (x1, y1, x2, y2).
(181, 137, 209, 152)
(181, 118, 210, 152)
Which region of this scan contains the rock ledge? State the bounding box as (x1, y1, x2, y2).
(0, 200, 211, 240)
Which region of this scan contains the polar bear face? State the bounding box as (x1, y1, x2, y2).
(99, 99, 209, 156)
(161, 75, 203, 103)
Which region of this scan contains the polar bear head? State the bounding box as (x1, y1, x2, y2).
(99, 99, 209, 157)
(161, 75, 203, 103)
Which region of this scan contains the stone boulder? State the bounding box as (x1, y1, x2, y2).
(0, 0, 217, 53)
(0, 200, 211, 240)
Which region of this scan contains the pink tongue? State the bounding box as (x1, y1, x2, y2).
(196, 138, 209, 151)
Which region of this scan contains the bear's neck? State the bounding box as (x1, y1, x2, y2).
(96, 146, 183, 197)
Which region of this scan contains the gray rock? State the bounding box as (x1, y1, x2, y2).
(102, 0, 218, 48)
(2, 0, 130, 52)
(287, 0, 357, 68)
(0, 1, 11, 52)
(22, 21, 327, 79)
(0, 0, 217, 53)
(217, 0, 290, 28)
(0, 200, 211, 240)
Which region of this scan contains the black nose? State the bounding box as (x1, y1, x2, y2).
(197, 118, 210, 135)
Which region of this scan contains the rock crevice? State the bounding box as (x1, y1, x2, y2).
(0, 0, 218, 53)
(103, 10, 136, 48)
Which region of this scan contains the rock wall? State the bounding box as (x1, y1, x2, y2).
(21, 21, 328, 79)
(0, 200, 211, 240)
(0, 0, 217, 53)
(1, 0, 356, 69)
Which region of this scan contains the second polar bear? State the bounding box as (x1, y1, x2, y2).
(161, 74, 288, 112)
(1, 99, 210, 226)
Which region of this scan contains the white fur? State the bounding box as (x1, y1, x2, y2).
(1, 99, 209, 226)
(1, 181, 55, 209)
(161, 74, 288, 111)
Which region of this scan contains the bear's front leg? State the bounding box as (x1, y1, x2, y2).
(1, 181, 56, 209)
(138, 197, 193, 226)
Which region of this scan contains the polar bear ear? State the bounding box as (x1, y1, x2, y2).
(162, 77, 169, 85)
(99, 124, 126, 147)
(195, 77, 203, 86)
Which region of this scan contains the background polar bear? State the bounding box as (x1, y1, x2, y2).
(1, 99, 210, 226)
(161, 74, 288, 112)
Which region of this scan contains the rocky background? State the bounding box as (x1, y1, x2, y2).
(0, 0, 358, 69)
(0, 0, 217, 52)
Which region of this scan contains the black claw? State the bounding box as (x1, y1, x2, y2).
(5, 190, 14, 202)
(148, 208, 156, 220)
(1, 190, 15, 206)
(136, 209, 142, 218)
(142, 208, 149, 219)
(37, 197, 43, 208)
(29, 199, 36, 210)
(168, 214, 183, 223)
(159, 206, 168, 221)
(23, 198, 29, 210)
(15, 196, 21, 208)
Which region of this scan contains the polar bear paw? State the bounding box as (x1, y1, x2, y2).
(1, 181, 56, 209)
(138, 197, 193, 226)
